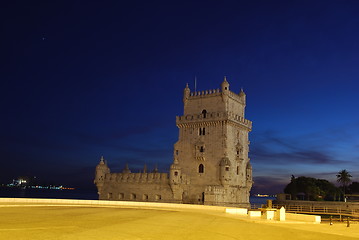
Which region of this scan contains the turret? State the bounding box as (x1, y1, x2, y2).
(219, 157, 231, 187)
(94, 156, 110, 194)
(239, 88, 246, 105)
(170, 156, 184, 201)
(221, 76, 230, 92)
(183, 83, 190, 104)
(170, 158, 181, 185)
(122, 163, 131, 173)
(246, 162, 253, 188)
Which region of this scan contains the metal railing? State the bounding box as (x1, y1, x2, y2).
(272, 204, 359, 220)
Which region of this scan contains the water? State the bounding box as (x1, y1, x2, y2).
(250, 196, 276, 207)
(0, 187, 98, 200)
(0, 187, 275, 206)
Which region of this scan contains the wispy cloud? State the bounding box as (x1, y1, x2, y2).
(251, 124, 359, 165)
(252, 176, 287, 195)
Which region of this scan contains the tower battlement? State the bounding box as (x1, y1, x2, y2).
(106, 172, 169, 184)
(189, 89, 221, 97)
(189, 88, 245, 105)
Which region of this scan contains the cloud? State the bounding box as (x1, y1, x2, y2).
(252, 176, 287, 195)
(252, 147, 343, 165)
(250, 128, 356, 166)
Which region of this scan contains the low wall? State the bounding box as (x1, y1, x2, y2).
(0, 198, 226, 212)
(286, 213, 321, 223)
(225, 208, 248, 215)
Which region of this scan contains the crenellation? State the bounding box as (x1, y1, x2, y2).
(190, 89, 221, 97)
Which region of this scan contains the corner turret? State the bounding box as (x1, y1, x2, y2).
(219, 157, 231, 187)
(183, 83, 190, 104)
(170, 158, 181, 185)
(170, 157, 183, 201)
(239, 88, 246, 104)
(221, 76, 229, 92)
(246, 162, 253, 188)
(94, 156, 110, 194)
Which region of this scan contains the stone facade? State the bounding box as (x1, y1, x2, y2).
(94, 77, 253, 207)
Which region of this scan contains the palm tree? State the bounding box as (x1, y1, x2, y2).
(336, 169, 352, 197)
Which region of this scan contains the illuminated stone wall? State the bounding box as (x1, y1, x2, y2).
(95, 78, 253, 207)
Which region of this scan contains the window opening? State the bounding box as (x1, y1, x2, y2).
(199, 128, 206, 135)
(119, 193, 124, 199)
(202, 109, 207, 118)
(199, 164, 204, 173)
(130, 193, 136, 200)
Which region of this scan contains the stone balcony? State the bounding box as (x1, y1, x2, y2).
(176, 111, 252, 130)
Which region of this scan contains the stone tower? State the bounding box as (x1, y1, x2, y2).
(172, 77, 253, 206)
(95, 77, 253, 207)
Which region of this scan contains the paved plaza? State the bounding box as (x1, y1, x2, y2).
(0, 203, 359, 240)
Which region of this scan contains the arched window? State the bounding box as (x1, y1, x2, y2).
(200, 146, 204, 152)
(199, 164, 204, 173)
(202, 109, 207, 118)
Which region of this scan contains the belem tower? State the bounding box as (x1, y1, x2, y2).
(95, 77, 253, 207)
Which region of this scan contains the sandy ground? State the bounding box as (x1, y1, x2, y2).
(0, 205, 358, 240)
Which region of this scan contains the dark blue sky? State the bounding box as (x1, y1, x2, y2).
(1, 1, 359, 194)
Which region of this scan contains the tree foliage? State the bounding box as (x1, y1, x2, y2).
(348, 182, 359, 194)
(284, 176, 339, 201)
(336, 169, 352, 194)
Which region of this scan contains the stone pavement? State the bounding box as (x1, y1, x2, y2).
(0, 201, 358, 239)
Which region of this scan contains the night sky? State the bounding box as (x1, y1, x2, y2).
(2, 1, 359, 194)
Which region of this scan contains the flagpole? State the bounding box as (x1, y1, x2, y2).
(194, 76, 197, 92)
